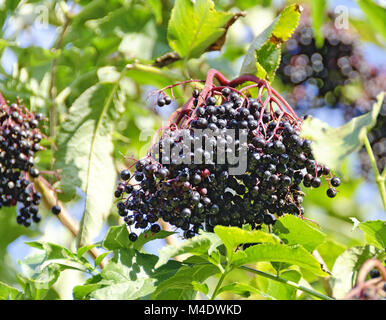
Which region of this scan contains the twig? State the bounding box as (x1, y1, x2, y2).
(153, 51, 181, 68)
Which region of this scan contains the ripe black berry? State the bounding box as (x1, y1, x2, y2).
(51, 205, 61, 215)
(150, 224, 161, 233)
(369, 269, 380, 279)
(327, 188, 337, 198)
(120, 169, 131, 180)
(129, 232, 138, 242)
(311, 177, 321, 188)
(164, 96, 172, 105)
(331, 177, 341, 187)
(157, 98, 166, 107)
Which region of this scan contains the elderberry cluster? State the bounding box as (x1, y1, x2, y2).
(278, 17, 361, 110)
(115, 82, 341, 242)
(277, 9, 386, 175)
(0, 101, 44, 227)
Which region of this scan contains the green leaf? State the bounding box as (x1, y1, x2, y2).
(255, 41, 281, 81)
(0, 39, 8, 56)
(316, 239, 346, 272)
(26, 241, 77, 261)
(357, 0, 386, 41)
(268, 269, 302, 300)
(73, 274, 104, 300)
(253, 263, 301, 300)
(192, 281, 209, 296)
(0, 1, 21, 29)
(358, 220, 386, 249)
(311, 0, 327, 48)
(77, 244, 99, 259)
(133, 230, 176, 251)
(232, 0, 272, 10)
(349, 17, 385, 46)
(233, 244, 328, 277)
(0, 207, 39, 284)
(167, 0, 233, 59)
(300, 92, 384, 170)
(102, 224, 132, 250)
(273, 215, 326, 252)
(18, 264, 62, 300)
(213, 225, 281, 260)
(240, 4, 301, 76)
(94, 251, 111, 268)
(86, 249, 182, 300)
(24, 241, 94, 272)
(12, 46, 60, 68)
(331, 245, 383, 299)
(56, 82, 124, 246)
(103, 224, 175, 251)
(147, 0, 163, 24)
(155, 231, 222, 268)
(153, 264, 220, 300)
(73, 282, 103, 300)
(0, 281, 22, 300)
(218, 282, 264, 298)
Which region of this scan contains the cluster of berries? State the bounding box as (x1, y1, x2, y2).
(0, 98, 45, 227)
(114, 69, 341, 241)
(277, 9, 386, 175)
(278, 23, 359, 109)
